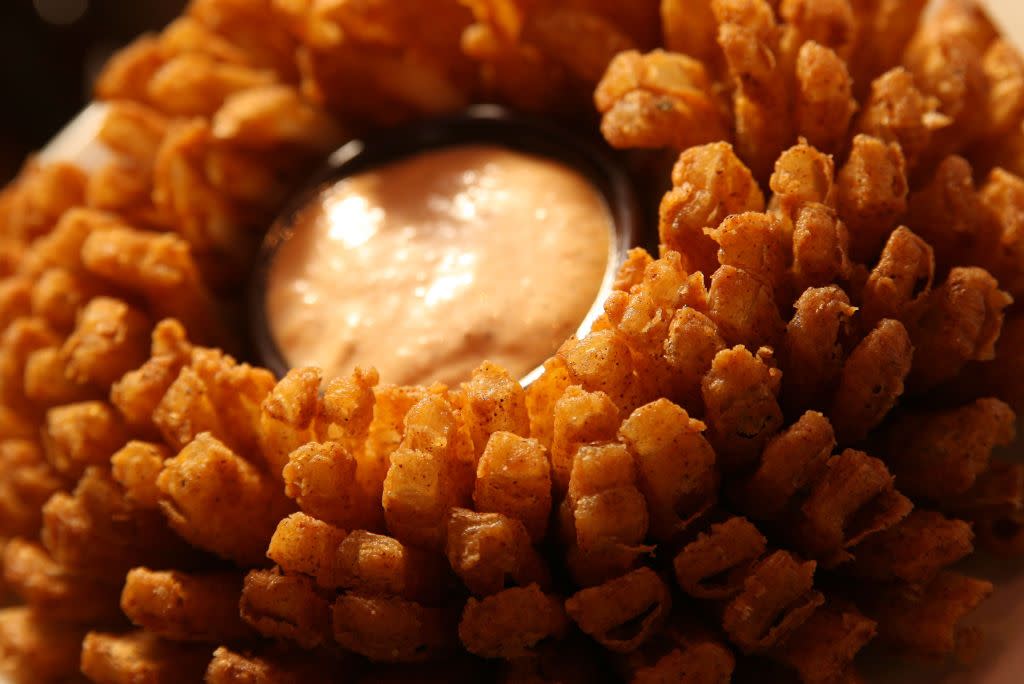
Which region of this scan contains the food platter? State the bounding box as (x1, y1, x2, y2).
(2, 0, 1024, 682)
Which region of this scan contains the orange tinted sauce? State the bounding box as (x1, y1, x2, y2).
(266, 144, 614, 386)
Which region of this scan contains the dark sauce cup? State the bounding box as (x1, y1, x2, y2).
(249, 104, 642, 385)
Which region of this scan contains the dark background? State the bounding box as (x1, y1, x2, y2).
(0, 0, 187, 184)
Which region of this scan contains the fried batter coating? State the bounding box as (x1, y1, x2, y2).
(769, 140, 836, 209)
(708, 266, 786, 351)
(157, 433, 294, 566)
(661, 0, 720, 70)
(153, 349, 276, 457)
(110, 441, 168, 510)
(701, 346, 783, 473)
(19, 206, 115, 278)
(0, 440, 65, 539)
(836, 135, 909, 263)
(906, 155, 1003, 274)
(662, 307, 727, 410)
(383, 394, 474, 550)
(734, 411, 835, 521)
(550, 386, 620, 494)
(978, 167, 1024, 298)
(947, 459, 1024, 557)
(659, 143, 765, 276)
(332, 593, 454, 662)
(613, 248, 654, 293)
(673, 517, 767, 599)
(241, 567, 331, 648)
(318, 366, 378, 449)
(30, 268, 104, 336)
(603, 254, 695, 400)
(459, 584, 568, 659)
(618, 399, 717, 541)
(60, 297, 151, 390)
(266, 512, 346, 584)
(791, 449, 912, 564)
(707, 212, 789, 296)
(42, 468, 197, 579)
(121, 568, 253, 643)
(258, 367, 321, 479)
(903, 1, 993, 160)
(0, 278, 31, 332)
(79, 226, 230, 348)
(908, 267, 1012, 392)
(558, 330, 645, 415)
(151, 120, 257, 278)
(205, 645, 344, 684)
(828, 318, 912, 444)
(2, 539, 122, 625)
(855, 68, 950, 172)
(41, 401, 129, 479)
(795, 42, 856, 155)
(565, 567, 671, 653)
(469, 2, 658, 112)
(0, 405, 38, 442)
(860, 227, 935, 331)
(980, 38, 1024, 140)
(0, 607, 87, 683)
(147, 53, 277, 117)
(771, 602, 876, 684)
(473, 432, 551, 543)
(329, 528, 446, 602)
(0, 163, 87, 242)
(779, 0, 856, 61)
(0, 317, 61, 408)
(849, 0, 929, 98)
(212, 83, 343, 150)
(565, 443, 650, 583)
(110, 319, 193, 436)
(186, 0, 300, 79)
(594, 49, 728, 150)
(859, 571, 992, 660)
(880, 398, 1015, 501)
(850, 510, 974, 586)
(524, 357, 572, 451)
(80, 630, 211, 684)
(453, 361, 529, 458)
(362, 383, 432, 509)
(24, 346, 100, 407)
(623, 618, 735, 684)
(722, 551, 823, 654)
(782, 287, 855, 413)
(446, 508, 548, 597)
(713, 0, 790, 181)
(283, 441, 371, 530)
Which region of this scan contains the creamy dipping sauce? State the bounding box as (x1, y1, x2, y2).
(265, 144, 614, 386)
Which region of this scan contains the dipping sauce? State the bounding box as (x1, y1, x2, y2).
(265, 144, 614, 386)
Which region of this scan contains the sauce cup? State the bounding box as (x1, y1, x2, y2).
(249, 104, 641, 386)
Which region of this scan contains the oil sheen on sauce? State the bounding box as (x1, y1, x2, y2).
(266, 144, 614, 386)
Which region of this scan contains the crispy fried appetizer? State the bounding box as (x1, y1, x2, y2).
(3, 0, 1024, 679)
(80, 630, 211, 684)
(594, 49, 728, 150)
(121, 568, 253, 643)
(240, 567, 331, 649)
(459, 583, 568, 659)
(565, 567, 671, 653)
(618, 399, 718, 541)
(332, 593, 455, 662)
(156, 433, 293, 566)
(0, 607, 87, 683)
(701, 345, 783, 472)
